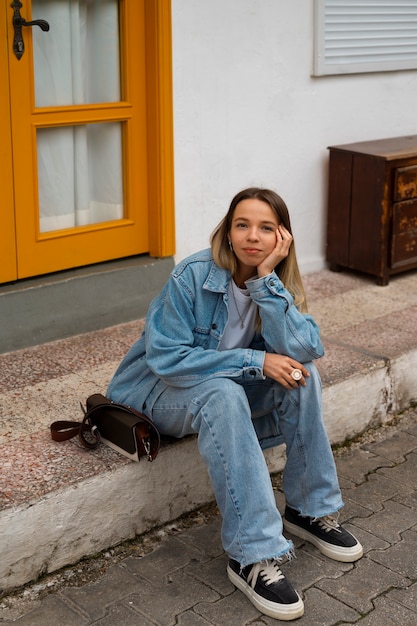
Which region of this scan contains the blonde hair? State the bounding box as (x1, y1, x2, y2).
(210, 188, 308, 312)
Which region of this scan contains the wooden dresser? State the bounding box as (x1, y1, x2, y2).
(326, 135, 417, 285)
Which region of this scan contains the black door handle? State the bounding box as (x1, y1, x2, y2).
(11, 0, 50, 60)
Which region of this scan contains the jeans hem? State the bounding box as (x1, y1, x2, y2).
(286, 501, 345, 519)
(232, 539, 295, 568)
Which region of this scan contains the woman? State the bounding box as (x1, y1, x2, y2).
(107, 188, 362, 621)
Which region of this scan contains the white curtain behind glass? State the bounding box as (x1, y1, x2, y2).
(32, 0, 123, 232)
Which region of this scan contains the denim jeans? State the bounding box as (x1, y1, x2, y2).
(143, 362, 343, 567)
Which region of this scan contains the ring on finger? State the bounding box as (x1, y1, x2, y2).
(291, 368, 302, 381)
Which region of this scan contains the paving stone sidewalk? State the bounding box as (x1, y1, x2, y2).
(1, 407, 416, 626)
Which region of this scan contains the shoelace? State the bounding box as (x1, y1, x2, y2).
(247, 559, 285, 589)
(316, 515, 342, 534)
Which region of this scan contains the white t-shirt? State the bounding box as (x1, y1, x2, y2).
(218, 280, 257, 350)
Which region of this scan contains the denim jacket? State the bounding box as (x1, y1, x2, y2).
(107, 249, 324, 412)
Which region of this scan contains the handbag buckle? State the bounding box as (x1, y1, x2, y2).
(143, 438, 152, 461)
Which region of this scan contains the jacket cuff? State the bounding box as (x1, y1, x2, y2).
(246, 272, 291, 301)
(242, 350, 266, 380)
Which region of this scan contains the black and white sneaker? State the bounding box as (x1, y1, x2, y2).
(227, 558, 304, 621)
(283, 505, 363, 563)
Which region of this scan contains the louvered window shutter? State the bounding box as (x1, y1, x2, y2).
(313, 0, 417, 75)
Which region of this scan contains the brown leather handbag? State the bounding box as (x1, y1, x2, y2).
(50, 393, 160, 462)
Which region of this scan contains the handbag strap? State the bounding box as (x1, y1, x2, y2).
(50, 420, 85, 442)
(50, 406, 101, 450)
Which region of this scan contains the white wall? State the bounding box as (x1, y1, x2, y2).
(171, 0, 417, 274)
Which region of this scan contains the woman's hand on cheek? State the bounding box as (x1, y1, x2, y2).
(257, 226, 293, 277)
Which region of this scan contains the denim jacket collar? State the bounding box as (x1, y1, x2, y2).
(203, 258, 230, 294)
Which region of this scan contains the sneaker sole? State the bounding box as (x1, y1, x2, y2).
(227, 564, 304, 621)
(283, 518, 363, 563)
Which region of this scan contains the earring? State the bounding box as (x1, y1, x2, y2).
(228, 240, 233, 250)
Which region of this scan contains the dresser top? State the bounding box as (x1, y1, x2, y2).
(328, 135, 417, 160)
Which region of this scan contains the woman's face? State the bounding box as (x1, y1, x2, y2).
(228, 198, 280, 275)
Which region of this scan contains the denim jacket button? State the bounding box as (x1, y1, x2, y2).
(211, 323, 217, 329)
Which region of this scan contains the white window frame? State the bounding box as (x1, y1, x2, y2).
(313, 0, 417, 76)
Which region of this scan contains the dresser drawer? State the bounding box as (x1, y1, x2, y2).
(391, 200, 417, 266)
(394, 165, 417, 201)
(393, 199, 417, 234)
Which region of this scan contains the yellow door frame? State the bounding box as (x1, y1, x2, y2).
(145, 0, 175, 258)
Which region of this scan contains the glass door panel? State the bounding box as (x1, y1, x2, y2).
(37, 122, 123, 232)
(32, 0, 121, 107)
